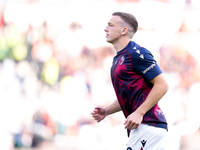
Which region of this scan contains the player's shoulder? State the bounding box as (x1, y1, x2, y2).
(127, 41, 152, 59)
(133, 45, 151, 55)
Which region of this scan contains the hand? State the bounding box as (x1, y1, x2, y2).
(91, 107, 107, 122)
(124, 111, 143, 130)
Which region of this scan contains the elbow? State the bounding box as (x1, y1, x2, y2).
(164, 82, 169, 94)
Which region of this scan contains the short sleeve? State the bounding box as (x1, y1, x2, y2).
(131, 48, 162, 81)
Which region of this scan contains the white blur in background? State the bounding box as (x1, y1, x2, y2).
(0, 0, 200, 150)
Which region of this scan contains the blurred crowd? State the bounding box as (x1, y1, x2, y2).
(0, 0, 200, 150)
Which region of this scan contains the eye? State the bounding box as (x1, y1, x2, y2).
(108, 23, 113, 27)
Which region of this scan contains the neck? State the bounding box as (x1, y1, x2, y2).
(112, 37, 131, 52)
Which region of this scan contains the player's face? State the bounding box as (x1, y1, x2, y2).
(104, 16, 123, 44)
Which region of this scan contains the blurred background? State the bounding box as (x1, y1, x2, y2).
(0, 0, 200, 150)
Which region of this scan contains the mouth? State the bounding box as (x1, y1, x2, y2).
(106, 34, 109, 38)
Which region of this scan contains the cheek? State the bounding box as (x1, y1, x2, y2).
(111, 30, 121, 38)
(114, 32, 120, 36)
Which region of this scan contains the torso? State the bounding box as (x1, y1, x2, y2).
(111, 41, 167, 132)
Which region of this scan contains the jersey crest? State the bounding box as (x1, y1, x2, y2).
(119, 56, 124, 65)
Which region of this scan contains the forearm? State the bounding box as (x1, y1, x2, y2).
(136, 75, 169, 116)
(105, 99, 122, 116)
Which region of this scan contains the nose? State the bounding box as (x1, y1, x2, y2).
(104, 26, 108, 32)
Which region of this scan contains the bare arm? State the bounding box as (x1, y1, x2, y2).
(105, 99, 122, 115)
(124, 73, 169, 129)
(91, 99, 121, 122)
(135, 73, 168, 116)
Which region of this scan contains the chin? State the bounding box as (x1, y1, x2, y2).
(106, 39, 113, 43)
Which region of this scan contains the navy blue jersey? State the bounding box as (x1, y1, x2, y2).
(111, 41, 167, 136)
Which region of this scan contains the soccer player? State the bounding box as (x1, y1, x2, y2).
(91, 12, 168, 150)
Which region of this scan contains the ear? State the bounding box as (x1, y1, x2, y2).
(122, 27, 128, 35)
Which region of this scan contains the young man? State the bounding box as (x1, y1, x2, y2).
(91, 12, 168, 150)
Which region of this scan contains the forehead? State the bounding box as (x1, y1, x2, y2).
(108, 15, 123, 24)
